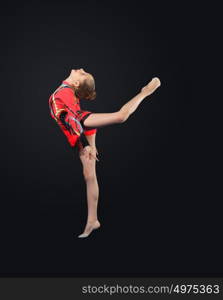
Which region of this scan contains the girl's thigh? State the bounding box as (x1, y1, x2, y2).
(83, 112, 122, 128)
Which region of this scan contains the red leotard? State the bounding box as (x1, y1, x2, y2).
(49, 80, 97, 150)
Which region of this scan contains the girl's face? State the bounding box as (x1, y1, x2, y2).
(70, 68, 93, 87)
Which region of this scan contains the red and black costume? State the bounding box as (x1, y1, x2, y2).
(48, 80, 97, 151)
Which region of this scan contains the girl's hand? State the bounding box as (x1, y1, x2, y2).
(81, 146, 99, 161)
(91, 146, 99, 161)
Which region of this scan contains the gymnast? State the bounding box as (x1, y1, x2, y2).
(48, 68, 161, 238)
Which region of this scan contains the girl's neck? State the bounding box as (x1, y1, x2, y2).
(64, 77, 76, 91)
(64, 77, 74, 86)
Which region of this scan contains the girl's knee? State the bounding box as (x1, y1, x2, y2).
(117, 110, 127, 123)
(83, 169, 96, 182)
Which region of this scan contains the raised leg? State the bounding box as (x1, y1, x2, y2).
(83, 77, 161, 128)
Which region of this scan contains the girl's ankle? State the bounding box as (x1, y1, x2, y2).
(87, 219, 99, 224)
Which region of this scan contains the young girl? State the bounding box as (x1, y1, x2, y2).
(49, 68, 161, 238)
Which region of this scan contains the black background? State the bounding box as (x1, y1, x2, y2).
(0, 1, 221, 276)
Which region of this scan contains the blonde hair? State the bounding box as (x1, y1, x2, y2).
(75, 76, 96, 100)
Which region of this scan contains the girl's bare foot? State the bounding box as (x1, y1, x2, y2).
(141, 77, 161, 96)
(78, 220, 101, 238)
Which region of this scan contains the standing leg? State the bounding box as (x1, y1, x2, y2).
(78, 147, 100, 238)
(83, 77, 161, 128)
